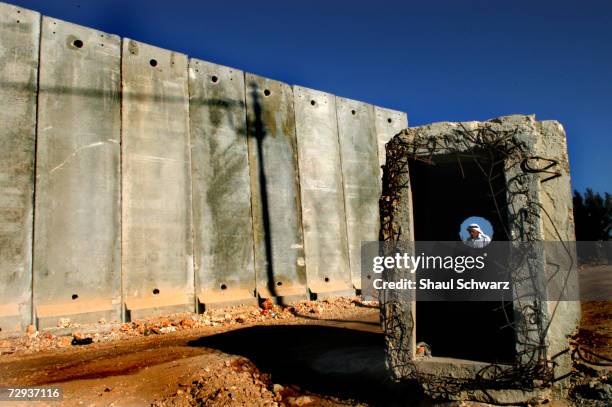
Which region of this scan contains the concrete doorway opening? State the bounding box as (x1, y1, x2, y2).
(408, 153, 515, 363)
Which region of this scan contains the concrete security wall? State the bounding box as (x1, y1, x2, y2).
(246, 74, 307, 301)
(33, 17, 122, 328)
(0, 2, 408, 332)
(121, 40, 194, 319)
(189, 60, 256, 309)
(294, 87, 351, 297)
(337, 98, 382, 288)
(0, 3, 39, 332)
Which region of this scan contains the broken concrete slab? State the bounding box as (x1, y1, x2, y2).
(121, 39, 194, 319)
(0, 2, 39, 333)
(379, 115, 580, 402)
(33, 17, 121, 329)
(189, 59, 257, 310)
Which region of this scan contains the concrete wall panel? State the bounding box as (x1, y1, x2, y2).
(121, 40, 194, 319)
(33, 17, 121, 328)
(375, 107, 408, 175)
(336, 97, 380, 288)
(0, 3, 39, 333)
(189, 59, 256, 309)
(245, 74, 306, 300)
(293, 86, 352, 297)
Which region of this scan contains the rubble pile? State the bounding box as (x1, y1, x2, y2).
(0, 297, 377, 356)
(154, 356, 361, 407)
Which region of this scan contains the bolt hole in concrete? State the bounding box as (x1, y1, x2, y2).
(71, 294, 78, 300)
(72, 39, 83, 48)
(188, 325, 424, 405)
(153, 288, 160, 295)
(409, 152, 514, 363)
(387, 118, 393, 123)
(311, 100, 316, 106)
(276, 281, 283, 286)
(264, 89, 271, 96)
(351, 109, 356, 115)
(211, 75, 218, 83)
(149, 59, 158, 67)
(324, 277, 330, 282)
(220, 283, 227, 290)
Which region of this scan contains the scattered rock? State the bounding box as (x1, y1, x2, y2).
(159, 326, 176, 334)
(58, 336, 72, 347)
(57, 318, 71, 328)
(180, 319, 195, 328)
(261, 298, 273, 311)
(287, 395, 313, 406)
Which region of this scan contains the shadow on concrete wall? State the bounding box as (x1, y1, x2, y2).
(247, 82, 279, 303)
(2, 77, 282, 304)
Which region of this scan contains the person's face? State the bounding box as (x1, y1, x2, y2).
(469, 228, 480, 238)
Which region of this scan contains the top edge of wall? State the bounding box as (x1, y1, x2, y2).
(0, 1, 39, 18)
(244, 72, 290, 88)
(189, 57, 244, 74)
(1, 0, 407, 118)
(375, 105, 408, 120)
(123, 38, 186, 57)
(42, 15, 120, 42)
(335, 95, 376, 109)
(293, 85, 334, 99)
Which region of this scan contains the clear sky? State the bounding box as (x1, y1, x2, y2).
(7, 0, 612, 194)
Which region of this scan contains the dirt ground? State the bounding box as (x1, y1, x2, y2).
(0, 296, 610, 406)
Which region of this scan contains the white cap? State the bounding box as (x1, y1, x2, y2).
(467, 223, 483, 234)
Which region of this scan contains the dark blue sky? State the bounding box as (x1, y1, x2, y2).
(8, 0, 612, 194)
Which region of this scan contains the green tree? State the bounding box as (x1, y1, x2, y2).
(573, 189, 611, 241)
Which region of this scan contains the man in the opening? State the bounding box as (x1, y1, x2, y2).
(464, 223, 491, 248)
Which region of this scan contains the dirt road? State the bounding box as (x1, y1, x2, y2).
(0, 297, 610, 406)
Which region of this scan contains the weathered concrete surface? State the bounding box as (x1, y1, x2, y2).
(0, 3, 39, 333)
(375, 107, 407, 179)
(245, 74, 307, 301)
(121, 40, 194, 319)
(535, 121, 576, 242)
(413, 357, 550, 404)
(536, 120, 581, 394)
(336, 97, 380, 289)
(189, 59, 256, 309)
(293, 86, 352, 297)
(33, 17, 121, 328)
